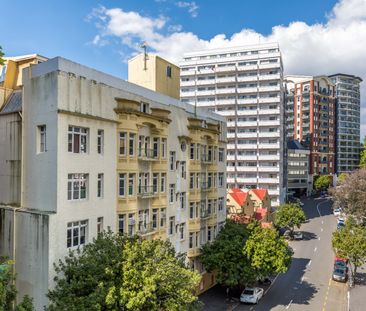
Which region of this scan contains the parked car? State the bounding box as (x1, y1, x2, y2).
(333, 208, 342, 217)
(334, 257, 348, 270)
(332, 266, 347, 282)
(337, 222, 345, 230)
(240, 287, 264, 304)
(293, 231, 303, 240)
(283, 230, 292, 240)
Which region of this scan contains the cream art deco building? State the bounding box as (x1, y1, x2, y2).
(179, 43, 286, 207)
(0, 56, 227, 309)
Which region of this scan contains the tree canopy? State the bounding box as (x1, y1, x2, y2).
(0, 257, 34, 311)
(360, 136, 366, 168)
(330, 168, 366, 219)
(314, 175, 332, 190)
(244, 223, 293, 278)
(200, 220, 292, 289)
(332, 218, 366, 282)
(337, 173, 349, 186)
(274, 203, 306, 234)
(0, 46, 4, 66)
(47, 232, 200, 311)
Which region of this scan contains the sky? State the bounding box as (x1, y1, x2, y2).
(1, 0, 365, 138)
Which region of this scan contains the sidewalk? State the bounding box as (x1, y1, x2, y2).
(349, 265, 366, 311)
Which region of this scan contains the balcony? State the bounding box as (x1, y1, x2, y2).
(201, 154, 213, 164)
(216, 77, 236, 83)
(137, 223, 157, 235)
(181, 91, 196, 97)
(258, 143, 280, 149)
(258, 154, 280, 161)
(237, 87, 258, 94)
(258, 63, 281, 70)
(137, 185, 158, 198)
(237, 143, 258, 150)
(259, 97, 280, 104)
(237, 155, 257, 161)
(181, 70, 196, 77)
(259, 109, 280, 115)
(259, 120, 280, 126)
(237, 177, 257, 184)
(217, 99, 236, 105)
(200, 209, 210, 219)
(216, 88, 236, 94)
(237, 98, 257, 105)
(237, 76, 257, 82)
(138, 149, 158, 161)
(237, 109, 258, 116)
(258, 166, 280, 172)
(258, 132, 280, 138)
(237, 132, 257, 138)
(181, 80, 195, 87)
(216, 65, 236, 72)
(259, 73, 281, 81)
(237, 64, 258, 71)
(259, 85, 280, 92)
(237, 166, 257, 172)
(187, 248, 201, 258)
(196, 79, 215, 86)
(259, 178, 279, 184)
(200, 181, 211, 191)
(237, 121, 258, 127)
(197, 90, 216, 96)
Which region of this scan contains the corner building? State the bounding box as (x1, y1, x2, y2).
(328, 74, 362, 174)
(285, 76, 336, 178)
(180, 43, 286, 207)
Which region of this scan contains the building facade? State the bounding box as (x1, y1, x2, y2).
(328, 74, 362, 174)
(0, 56, 227, 309)
(179, 43, 285, 207)
(285, 76, 336, 180)
(128, 53, 180, 99)
(287, 140, 311, 196)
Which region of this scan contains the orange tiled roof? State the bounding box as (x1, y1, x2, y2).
(229, 188, 248, 206)
(250, 189, 268, 201)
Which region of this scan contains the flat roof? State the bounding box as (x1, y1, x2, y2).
(328, 73, 363, 82)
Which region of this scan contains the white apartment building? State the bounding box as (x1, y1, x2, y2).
(329, 74, 362, 174)
(0, 56, 226, 309)
(180, 43, 285, 207)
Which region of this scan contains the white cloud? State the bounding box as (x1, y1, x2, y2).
(176, 1, 199, 18)
(90, 0, 366, 138)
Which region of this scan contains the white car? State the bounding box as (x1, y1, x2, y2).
(333, 209, 342, 217)
(293, 231, 303, 240)
(240, 287, 264, 304)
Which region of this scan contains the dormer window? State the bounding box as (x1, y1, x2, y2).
(140, 102, 149, 113)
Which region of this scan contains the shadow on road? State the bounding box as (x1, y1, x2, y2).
(302, 231, 318, 241)
(354, 271, 366, 286)
(302, 197, 333, 221)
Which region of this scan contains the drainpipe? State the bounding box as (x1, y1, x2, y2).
(12, 207, 21, 306)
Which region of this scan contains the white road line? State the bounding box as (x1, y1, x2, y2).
(322, 220, 324, 224)
(264, 273, 279, 295)
(348, 291, 350, 311)
(286, 299, 293, 309)
(318, 237, 321, 240)
(321, 228, 324, 232)
(301, 275, 305, 284)
(314, 247, 317, 252)
(306, 260, 312, 268)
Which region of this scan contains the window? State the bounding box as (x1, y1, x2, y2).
(166, 65, 172, 78)
(190, 202, 195, 219)
(219, 148, 224, 162)
(128, 174, 135, 196)
(97, 173, 103, 198)
(118, 214, 125, 234)
(38, 125, 46, 153)
(169, 184, 175, 203)
(190, 173, 194, 189)
(129, 133, 136, 156)
(128, 214, 135, 236)
(218, 197, 224, 211)
(180, 192, 186, 209)
(141, 102, 149, 113)
(218, 173, 224, 188)
(119, 174, 126, 197)
(153, 137, 159, 158)
(169, 151, 176, 171)
(67, 220, 88, 248)
(152, 209, 158, 229)
(179, 223, 185, 240)
(119, 132, 127, 156)
(189, 232, 194, 248)
(67, 174, 88, 200)
(196, 144, 200, 160)
(190, 143, 195, 160)
(153, 173, 159, 193)
(169, 216, 175, 235)
(160, 208, 166, 228)
(161, 138, 167, 159)
(207, 226, 212, 242)
(181, 161, 186, 179)
(97, 217, 103, 234)
(68, 126, 88, 153)
(97, 130, 104, 154)
(160, 173, 166, 192)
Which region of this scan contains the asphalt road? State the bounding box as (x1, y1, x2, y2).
(235, 197, 348, 311)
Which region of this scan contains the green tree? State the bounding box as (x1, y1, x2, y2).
(359, 136, 366, 168)
(0, 46, 4, 66)
(332, 218, 366, 282)
(0, 257, 34, 311)
(337, 173, 349, 186)
(274, 203, 306, 235)
(200, 220, 255, 288)
(330, 168, 366, 219)
(314, 175, 332, 190)
(48, 232, 200, 311)
(244, 223, 292, 278)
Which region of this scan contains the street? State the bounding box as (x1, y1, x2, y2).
(201, 197, 349, 311)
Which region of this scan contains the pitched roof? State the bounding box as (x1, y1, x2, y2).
(0, 91, 22, 114)
(250, 189, 268, 201)
(228, 188, 248, 206)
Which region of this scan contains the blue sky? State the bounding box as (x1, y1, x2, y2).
(1, 0, 366, 137)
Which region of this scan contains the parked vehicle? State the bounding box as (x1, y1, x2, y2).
(334, 257, 348, 270)
(337, 222, 345, 230)
(293, 231, 303, 240)
(332, 266, 347, 282)
(283, 230, 292, 240)
(333, 208, 342, 217)
(240, 287, 264, 304)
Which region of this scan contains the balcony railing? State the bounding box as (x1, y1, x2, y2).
(137, 222, 157, 235)
(200, 181, 212, 191)
(201, 154, 212, 164)
(138, 148, 158, 160)
(137, 185, 158, 198)
(200, 210, 210, 219)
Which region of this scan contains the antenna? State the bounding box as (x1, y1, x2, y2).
(140, 42, 148, 71)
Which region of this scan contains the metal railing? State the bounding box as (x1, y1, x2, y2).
(138, 148, 158, 160)
(137, 185, 158, 197)
(137, 222, 157, 235)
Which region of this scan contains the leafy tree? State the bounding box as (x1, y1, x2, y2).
(332, 218, 366, 282)
(0, 46, 4, 66)
(337, 173, 349, 186)
(48, 232, 200, 311)
(314, 175, 332, 190)
(359, 136, 366, 168)
(274, 203, 306, 235)
(244, 223, 292, 278)
(200, 220, 255, 288)
(0, 257, 34, 311)
(330, 168, 366, 219)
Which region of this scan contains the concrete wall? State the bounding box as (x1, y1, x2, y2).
(0, 113, 22, 205)
(0, 207, 50, 311)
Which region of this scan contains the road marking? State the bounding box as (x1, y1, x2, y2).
(318, 237, 321, 240)
(314, 247, 317, 252)
(321, 228, 324, 232)
(322, 278, 332, 311)
(306, 260, 312, 268)
(348, 291, 350, 311)
(322, 220, 324, 224)
(301, 275, 305, 284)
(286, 299, 293, 309)
(264, 273, 279, 295)
(249, 307, 253, 311)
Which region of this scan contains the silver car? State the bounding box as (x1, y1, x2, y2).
(332, 267, 347, 282)
(240, 287, 264, 304)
